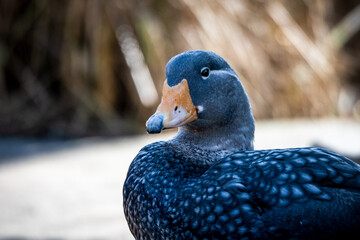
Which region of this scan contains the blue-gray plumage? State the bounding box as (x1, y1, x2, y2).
(123, 50, 360, 239)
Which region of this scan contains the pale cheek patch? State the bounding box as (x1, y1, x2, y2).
(196, 105, 204, 114)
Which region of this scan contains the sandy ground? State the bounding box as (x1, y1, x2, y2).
(0, 118, 360, 240)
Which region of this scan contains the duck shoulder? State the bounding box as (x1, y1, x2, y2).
(208, 147, 360, 239)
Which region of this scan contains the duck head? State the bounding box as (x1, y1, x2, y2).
(146, 50, 254, 150)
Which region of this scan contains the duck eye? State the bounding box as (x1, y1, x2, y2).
(200, 67, 210, 79)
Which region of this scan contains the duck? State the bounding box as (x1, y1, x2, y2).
(123, 50, 360, 240)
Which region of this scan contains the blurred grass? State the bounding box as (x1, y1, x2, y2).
(0, 0, 359, 138)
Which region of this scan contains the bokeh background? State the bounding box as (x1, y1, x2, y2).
(0, 0, 360, 239)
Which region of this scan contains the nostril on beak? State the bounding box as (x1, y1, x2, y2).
(174, 106, 178, 111)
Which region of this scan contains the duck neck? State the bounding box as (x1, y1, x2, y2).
(171, 116, 254, 153)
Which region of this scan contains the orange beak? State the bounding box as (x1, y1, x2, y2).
(146, 79, 198, 133)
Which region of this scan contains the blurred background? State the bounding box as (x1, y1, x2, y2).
(0, 0, 359, 239)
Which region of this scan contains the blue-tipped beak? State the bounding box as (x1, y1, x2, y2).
(145, 79, 198, 134)
(146, 114, 164, 134)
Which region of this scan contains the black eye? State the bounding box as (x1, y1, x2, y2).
(200, 67, 210, 79)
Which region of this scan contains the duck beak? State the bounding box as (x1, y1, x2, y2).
(146, 79, 198, 134)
